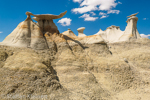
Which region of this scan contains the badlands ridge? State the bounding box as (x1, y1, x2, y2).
(0, 11, 150, 100)
(0, 11, 141, 49)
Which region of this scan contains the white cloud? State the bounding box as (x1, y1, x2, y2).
(99, 12, 107, 15)
(98, 0, 118, 10)
(73, 0, 83, 3)
(100, 15, 109, 19)
(118, 1, 122, 4)
(140, 34, 150, 38)
(57, 18, 72, 26)
(0, 32, 2, 34)
(90, 12, 96, 16)
(72, 6, 98, 14)
(79, 14, 98, 21)
(99, 12, 108, 19)
(143, 18, 148, 20)
(72, 0, 119, 14)
(107, 10, 120, 14)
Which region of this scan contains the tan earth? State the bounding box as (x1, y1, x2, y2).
(0, 11, 149, 100)
(0, 38, 150, 100)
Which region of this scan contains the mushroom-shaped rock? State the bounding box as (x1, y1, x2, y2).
(26, 11, 67, 35)
(77, 27, 86, 37)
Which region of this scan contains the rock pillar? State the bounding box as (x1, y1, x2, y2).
(77, 27, 86, 37)
(124, 14, 141, 39)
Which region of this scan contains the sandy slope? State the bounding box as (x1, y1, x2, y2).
(0, 38, 150, 100)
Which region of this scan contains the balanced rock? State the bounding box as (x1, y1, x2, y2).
(77, 27, 86, 37)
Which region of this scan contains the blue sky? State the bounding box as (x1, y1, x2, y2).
(0, 0, 150, 42)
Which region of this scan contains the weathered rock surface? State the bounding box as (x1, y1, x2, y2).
(96, 13, 141, 43)
(0, 38, 150, 100)
(62, 29, 76, 37)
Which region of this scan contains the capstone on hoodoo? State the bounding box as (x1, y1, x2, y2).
(77, 27, 86, 37)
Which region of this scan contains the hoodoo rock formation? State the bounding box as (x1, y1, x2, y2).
(96, 12, 141, 43)
(0, 12, 142, 49)
(77, 27, 86, 37)
(0, 11, 67, 50)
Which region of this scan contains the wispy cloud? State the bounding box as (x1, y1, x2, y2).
(140, 34, 150, 38)
(100, 15, 109, 19)
(143, 18, 148, 20)
(57, 18, 72, 26)
(0, 32, 2, 34)
(107, 10, 120, 14)
(79, 14, 98, 21)
(73, 0, 83, 3)
(118, 1, 122, 4)
(99, 12, 107, 16)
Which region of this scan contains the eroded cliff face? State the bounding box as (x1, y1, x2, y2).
(0, 38, 150, 100)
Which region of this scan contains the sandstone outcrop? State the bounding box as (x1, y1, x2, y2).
(62, 28, 76, 37)
(96, 13, 141, 43)
(61, 31, 105, 45)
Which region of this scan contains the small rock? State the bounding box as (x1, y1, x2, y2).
(124, 58, 128, 63)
